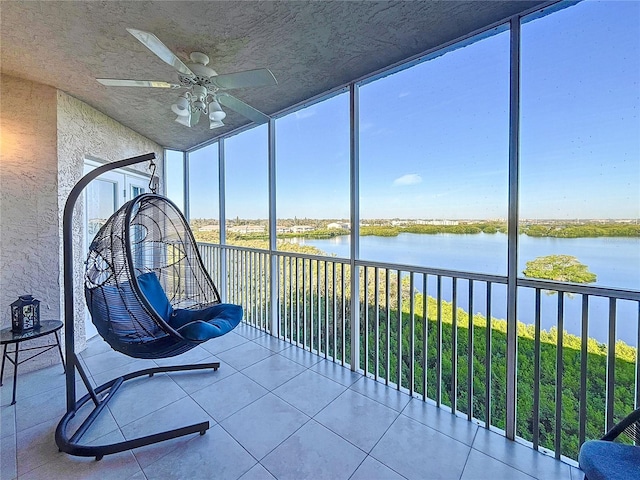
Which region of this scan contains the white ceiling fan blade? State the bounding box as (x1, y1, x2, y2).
(217, 93, 270, 124)
(189, 109, 201, 127)
(212, 69, 277, 90)
(97, 79, 182, 89)
(126, 28, 194, 77)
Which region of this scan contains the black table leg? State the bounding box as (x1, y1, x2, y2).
(54, 331, 66, 372)
(11, 346, 19, 405)
(0, 344, 6, 387)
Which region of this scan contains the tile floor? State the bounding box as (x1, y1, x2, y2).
(1, 323, 586, 480)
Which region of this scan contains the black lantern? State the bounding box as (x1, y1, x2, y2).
(10, 295, 40, 333)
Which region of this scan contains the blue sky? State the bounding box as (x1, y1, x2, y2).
(180, 0, 639, 221)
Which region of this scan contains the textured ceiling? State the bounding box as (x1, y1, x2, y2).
(1, 1, 546, 151)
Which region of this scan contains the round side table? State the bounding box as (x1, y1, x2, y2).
(0, 320, 65, 405)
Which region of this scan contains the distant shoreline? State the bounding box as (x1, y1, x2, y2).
(192, 220, 640, 240)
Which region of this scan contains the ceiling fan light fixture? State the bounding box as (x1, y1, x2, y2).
(175, 114, 192, 127)
(209, 119, 225, 129)
(193, 99, 206, 112)
(210, 110, 226, 122)
(208, 100, 226, 121)
(171, 95, 190, 116)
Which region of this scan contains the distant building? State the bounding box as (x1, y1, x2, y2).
(291, 225, 314, 233)
(415, 220, 459, 226)
(228, 225, 265, 234)
(327, 222, 349, 229)
(198, 225, 219, 232)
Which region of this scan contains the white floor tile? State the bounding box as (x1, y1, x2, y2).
(261, 420, 366, 480)
(272, 369, 347, 416)
(242, 354, 307, 390)
(191, 372, 268, 422)
(461, 449, 535, 480)
(221, 393, 309, 460)
(6, 336, 576, 480)
(350, 456, 407, 480)
(142, 424, 256, 480)
(315, 389, 399, 452)
(371, 414, 470, 480)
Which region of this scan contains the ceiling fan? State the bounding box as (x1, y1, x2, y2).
(97, 28, 277, 129)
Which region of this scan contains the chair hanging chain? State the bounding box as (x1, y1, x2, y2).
(148, 160, 157, 194)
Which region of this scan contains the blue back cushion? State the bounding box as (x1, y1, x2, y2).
(137, 272, 173, 321)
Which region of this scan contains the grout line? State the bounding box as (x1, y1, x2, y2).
(216, 403, 313, 464)
(128, 428, 150, 480)
(5, 416, 17, 480)
(165, 361, 239, 397)
(470, 423, 480, 445)
(308, 360, 361, 387)
(233, 415, 311, 462)
(468, 435, 542, 480)
(346, 455, 369, 480)
(403, 413, 477, 447)
(309, 391, 397, 458)
(275, 345, 324, 368)
(365, 410, 402, 457)
(346, 454, 410, 480)
(193, 371, 270, 424)
(458, 444, 474, 480)
(266, 369, 351, 420)
(348, 376, 413, 413)
(199, 333, 251, 357)
(215, 344, 279, 372)
(259, 460, 280, 480)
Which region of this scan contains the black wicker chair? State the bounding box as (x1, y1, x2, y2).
(84, 193, 241, 359)
(56, 154, 242, 460)
(579, 408, 640, 479)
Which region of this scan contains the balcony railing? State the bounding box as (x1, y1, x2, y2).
(197, 241, 640, 463)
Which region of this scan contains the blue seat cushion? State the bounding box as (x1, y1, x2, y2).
(168, 303, 243, 342)
(579, 440, 640, 480)
(136, 272, 173, 321)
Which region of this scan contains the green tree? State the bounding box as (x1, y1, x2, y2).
(523, 255, 597, 283)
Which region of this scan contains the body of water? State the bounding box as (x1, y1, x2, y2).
(296, 233, 640, 346)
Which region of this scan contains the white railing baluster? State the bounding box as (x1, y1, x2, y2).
(195, 242, 640, 462)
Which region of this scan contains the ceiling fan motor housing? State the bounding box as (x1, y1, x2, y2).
(178, 54, 219, 90)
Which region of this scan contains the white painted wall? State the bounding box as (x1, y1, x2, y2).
(0, 75, 60, 371)
(0, 73, 165, 376)
(57, 91, 164, 354)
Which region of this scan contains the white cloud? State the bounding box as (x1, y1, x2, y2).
(392, 173, 422, 187)
(294, 108, 316, 120)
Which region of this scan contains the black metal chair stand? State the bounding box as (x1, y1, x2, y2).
(55, 153, 242, 460)
(55, 362, 218, 460)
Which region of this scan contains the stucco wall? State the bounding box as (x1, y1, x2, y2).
(57, 91, 164, 353)
(0, 74, 165, 378)
(0, 75, 61, 374)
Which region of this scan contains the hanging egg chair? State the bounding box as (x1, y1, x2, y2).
(56, 153, 242, 460)
(84, 193, 241, 359)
